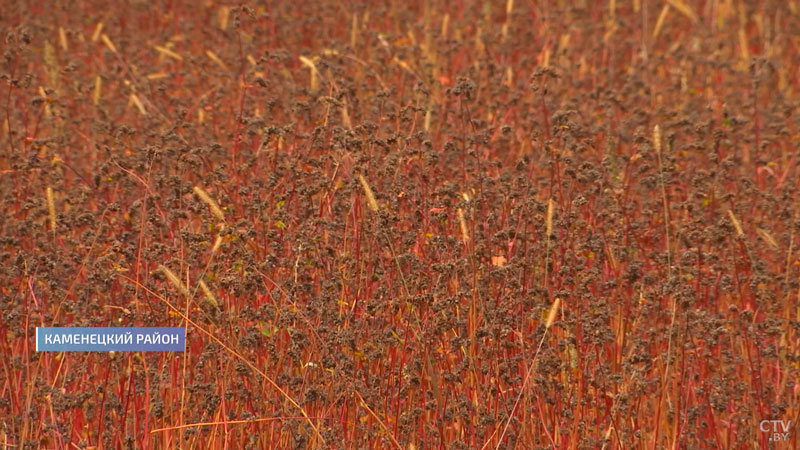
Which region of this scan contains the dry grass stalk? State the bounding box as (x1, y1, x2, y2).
(218, 6, 230, 30)
(756, 228, 778, 249)
(545, 297, 561, 328)
(129, 94, 146, 115)
(100, 34, 117, 53)
(299, 56, 319, 91)
(546, 198, 555, 236)
(666, 0, 698, 23)
(159, 265, 191, 299)
(43, 42, 58, 90)
(46, 187, 56, 232)
(38, 86, 51, 117)
(653, 124, 662, 153)
(151, 416, 285, 434)
(198, 280, 219, 308)
(154, 45, 183, 61)
(93, 75, 102, 105)
(728, 209, 744, 236)
(58, 27, 68, 51)
(457, 208, 469, 242)
(91, 22, 103, 42)
(424, 102, 433, 131)
(206, 50, 228, 71)
(123, 276, 325, 444)
(357, 174, 379, 212)
(502, 0, 514, 39)
(354, 390, 403, 450)
(193, 186, 225, 221)
(341, 99, 352, 129)
(211, 234, 223, 253)
(738, 28, 749, 60)
(653, 124, 671, 275)
(653, 4, 671, 40)
(541, 47, 551, 67)
(489, 296, 561, 449)
(350, 13, 358, 48)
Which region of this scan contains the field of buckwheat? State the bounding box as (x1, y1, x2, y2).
(2, 1, 800, 449)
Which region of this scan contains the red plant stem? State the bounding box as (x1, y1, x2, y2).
(4, 63, 17, 153)
(540, 90, 550, 140)
(96, 358, 111, 449)
(232, 32, 247, 170)
(120, 359, 135, 446)
(143, 355, 151, 450)
(535, 394, 557, 449)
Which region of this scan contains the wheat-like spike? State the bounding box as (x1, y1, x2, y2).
(350, 13, 358, 48)
(546, 198, 555, 236)
(457, 208, 469, 242)
(601, 424, 615, 450)
(666, 0, 698, 23)
(653, 124, 662, 153)
(502, 0, 514, 39)
(653, 4, 671, 40)
(357, 174, 379, 212)
(91, 22, 104, 42)
(93, 75, 102, 105)
(218, 6, 230, 30)
(424, 102, 433, 132)
(100, 33, 117, 53)
(154, 45, 183, 61)
(43, 42, 58, 90)
(130, 94, 146, 115)
(728, 209, 744, 236)
(58, 27, 68, 51)
(46, 187, 56, 232)
(193, 186, 225, 221)
(341, 99, 352, 130)
(756, 227, 778, 249)
(738, 27, 750, 60)
(211, 234, 223, 253)
(198, 280, 219, 308)
(38, 86, 51, 117)
(545, 297, 561, 328)
(206, 50, 228, 71)
(159, 265, 191, 299)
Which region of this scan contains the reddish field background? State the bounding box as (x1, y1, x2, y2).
(2, 0, 800, 449)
